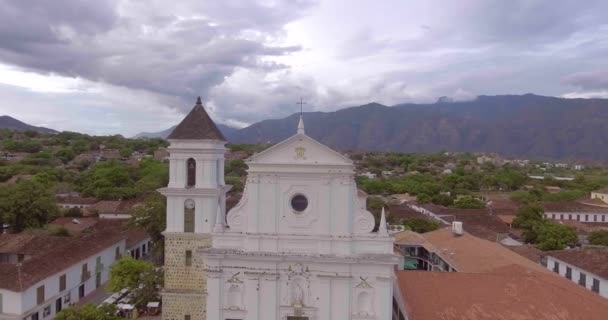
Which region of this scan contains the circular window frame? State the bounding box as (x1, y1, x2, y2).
(290, 194, 309, 213)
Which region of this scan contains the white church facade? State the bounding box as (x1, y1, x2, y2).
(161, 98, 398, 320)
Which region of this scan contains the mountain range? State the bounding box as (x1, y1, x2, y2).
(227, 94, 608, 160)
(4, 94, 608, 160)
(0, 115, 57, 134)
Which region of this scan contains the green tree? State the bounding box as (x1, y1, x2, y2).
(109, 257, 154, 292)
(55, 148, 75, 164)
(453, 195, 485, 209)
(416, 193, 432, 204)
(537, 222, 578, 251)
(588, 230, 608, 246)
(55, 304, 120, 320)
(512, 204, 545, 229)
(109, 257, 162, 307)
(0, 180, 59, 232)
(403, 218, 440, 233)
(130, 193, 166, 242)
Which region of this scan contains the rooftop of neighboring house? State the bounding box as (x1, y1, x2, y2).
(396, 265, 608, 320)
(388, 204, 431, 222)
(593, 187, 608, 194)
(47, 217, 101, 234)
(420, 204, 510, 241)
(55, 196, 99, 205)
(506, 244, 544, 264)
(545, 248, 608, 279)
(544, 201, 608, 213)
(0, 219, 150, 292)
(579, 197, 608, 207)
(91, 199, 143, 215)
(394, 228, 546, 273)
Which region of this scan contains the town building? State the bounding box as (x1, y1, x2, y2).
(154, 147, 170, 162)
(591, 188, 608, 204)
(55, 196, 98, 210)
(91, 199, 143, 219)
(544, 248, 608, 298)
(544, 201, 608, 223)
(0, 220, 150, 320)
(392, 228, 608, 319)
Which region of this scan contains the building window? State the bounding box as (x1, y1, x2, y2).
(115, 246, 121, 260)
(0, 293, 3, 313)
(576, 214, 580, 221)
(82, 263, 90, 282)
(579, 273, 587, 287)
(37, 285, 45, 305)
(551, 214, 555, 219)
(64, 293, 71, 304)
(560, 214, 564, 220)
(585, 214, 589, 222)
(594, 215, 598, 222)
(185, 250, 192, 266)
(565, 267, 572, 280)
(553, 261, 559, 273)
(592, 279, 600, 293)
(43, 305, 51, 318)
(603, 215, 606, 222)
(30, 312, 39, 320)
(185, 315, 191, 320)
(59, 274, 66, 291)
(186, 158, 196, 187)
(569, 214, 572, 220)
(184, 199, 195, 233)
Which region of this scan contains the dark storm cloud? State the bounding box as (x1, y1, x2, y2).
(0, 0, 315, 113)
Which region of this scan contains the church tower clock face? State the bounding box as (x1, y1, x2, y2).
(290, 194, 308, 213)
(184, 199, 195, 209)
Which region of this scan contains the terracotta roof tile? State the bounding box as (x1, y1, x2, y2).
(546, 248, 608, 279)
(396, 267, 608, 320)
(0, 220, 150, 292)
(544, 201, 608, 213)
(402, 228, 547, 273)
(167, 97, 225, 141)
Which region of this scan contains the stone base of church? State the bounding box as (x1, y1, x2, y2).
(162, 290, 206, 320)
(163, 233, 212, 320)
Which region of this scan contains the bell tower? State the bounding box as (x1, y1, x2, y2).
(160, 97, 230, 320)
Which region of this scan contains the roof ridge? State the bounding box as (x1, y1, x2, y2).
(167, 97, 225, 140)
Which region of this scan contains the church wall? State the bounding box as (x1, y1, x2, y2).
(204, 256, 395, 320)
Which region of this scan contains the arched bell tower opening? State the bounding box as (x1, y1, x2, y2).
(186, 158, 196, 187)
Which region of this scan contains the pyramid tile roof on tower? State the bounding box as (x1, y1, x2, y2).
(167, 97, 226, 140)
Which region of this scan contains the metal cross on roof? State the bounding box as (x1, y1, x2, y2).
(296, 97, 307, 115)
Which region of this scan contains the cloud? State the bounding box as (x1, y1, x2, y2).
(0, 0, 316, 112)
(1, 0, 608, 135)
(562, 70, 608, 90)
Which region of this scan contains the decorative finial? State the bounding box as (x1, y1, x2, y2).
(213, 204, 224, 233)
(379, 207, 388, 236)
(196, 96, 202, 105)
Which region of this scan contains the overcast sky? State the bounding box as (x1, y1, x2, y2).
(0, 0, 607, 136)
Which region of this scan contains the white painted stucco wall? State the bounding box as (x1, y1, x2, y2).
(545, 256, 608, 299)
(0, 239, 126, 320)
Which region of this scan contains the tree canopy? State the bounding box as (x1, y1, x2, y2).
(54, 304, 120, 320)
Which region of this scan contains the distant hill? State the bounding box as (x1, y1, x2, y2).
(0, 115, 57, 134)
(228, 94, 608, 160)
(134, 124, 238, 140)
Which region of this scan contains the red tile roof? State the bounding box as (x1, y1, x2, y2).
(0, 220, 150, 292)
(546, 248, 608, 279)
(544, 201, 608, 213)
(396, 266, 608, 320)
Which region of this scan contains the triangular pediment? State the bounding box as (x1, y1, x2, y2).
(248, 133, 352, 165)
